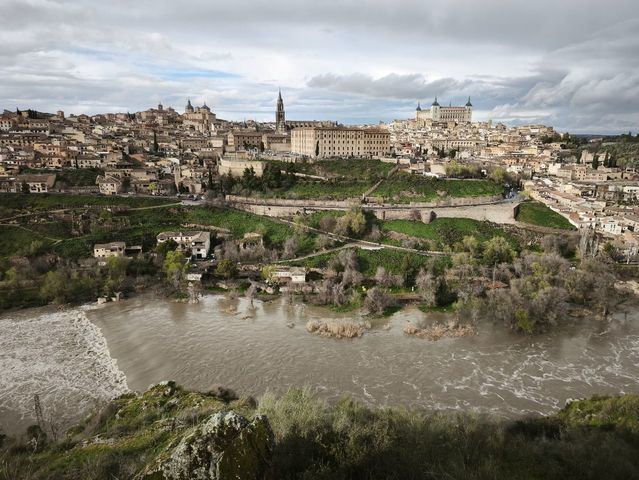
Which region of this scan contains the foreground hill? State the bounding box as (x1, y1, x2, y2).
(1, 383, 638, 479)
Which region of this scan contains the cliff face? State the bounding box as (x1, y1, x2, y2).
(2, 383, 639, 480)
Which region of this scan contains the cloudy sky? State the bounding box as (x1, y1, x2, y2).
(1, 0, 638, 133)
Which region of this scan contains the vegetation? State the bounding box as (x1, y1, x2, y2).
(380, 218, 518, 251)
(2, 384, 639, 479)
(516, 202, 576, 230)
(371, 174, 503, 203)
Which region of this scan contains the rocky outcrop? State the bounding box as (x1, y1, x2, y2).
(142, 411, 273, 480)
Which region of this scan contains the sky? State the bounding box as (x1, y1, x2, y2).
(1, 0, 638, 133)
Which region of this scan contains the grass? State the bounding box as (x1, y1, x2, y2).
(262, 180, 370, 200)
(381, 218, 519, 249)
(0, 193, 174, 216)
(516, 201, 576, 230)
(371, 174, 503, 203)
(269, 158, 394, 181)
(0, 195, 305, 259)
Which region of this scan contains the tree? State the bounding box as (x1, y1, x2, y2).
(374, 266, 402, 288)
(592, 155, 599, 170)
(245, 283, 258, 307)
(156, 239, 178, 259)
(483, 237, 514, 265)
(315, 141, 320, 157)
(283, 237, 299, 259)
(241, 167, 260, 191)
(215, 258, 237, 279)
(163, 250, 188, 289)
(219, 173, 236, 195)
(104, 256, 129, 295)
(335, 207, 367, 238)
(21, 180, 30, 193)
(319, 215, 337, 233)
(364, 287, 393, 315)
(461, 235, 481, 257)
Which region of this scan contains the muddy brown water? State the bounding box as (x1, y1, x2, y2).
(1, 294, 638, 435)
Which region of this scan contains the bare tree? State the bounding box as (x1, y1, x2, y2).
(365, 287, 393, 315)
(245, 283, 258, 307)
(374, 266, 402, 288)
(319, 215, 337, 233)
(415, 269, 437, 306)
(283, 237, 299, 259)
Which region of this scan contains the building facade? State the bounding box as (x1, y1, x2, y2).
(291, 127, 390, 158)
(416, 97, 473, 123)
(156, 231, 211, 259)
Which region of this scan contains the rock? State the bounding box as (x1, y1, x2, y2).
(144, 411, 273, 480)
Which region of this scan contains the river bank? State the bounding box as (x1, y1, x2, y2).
(2, 292, 639, 438)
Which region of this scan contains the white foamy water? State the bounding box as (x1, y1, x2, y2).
(0, 307, 129, 434)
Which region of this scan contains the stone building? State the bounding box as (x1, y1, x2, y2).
(291, 126, 390, 158)
(182, 100, 217, 133)
(93, 242, 126, 259)
(157, 231, 211, 259)
(416, 97, 473, 123)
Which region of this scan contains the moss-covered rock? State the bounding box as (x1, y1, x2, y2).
(140, 411, 273, 480)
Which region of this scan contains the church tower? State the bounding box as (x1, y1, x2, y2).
(465, 96, 473, 122)
(275, 89, 286, 133)
(431, 97, 441, 121)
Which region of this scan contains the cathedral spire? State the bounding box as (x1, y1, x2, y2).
(276, 89, 285, 133)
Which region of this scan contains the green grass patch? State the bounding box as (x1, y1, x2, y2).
(0, 193, 174, 214)
(516, 202, 576, 230)
(381, 218, 518, 249)
(269, 158, 394, 181)
(372, 174, 503, 203)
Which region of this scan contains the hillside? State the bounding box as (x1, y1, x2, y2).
(2, 384, 639, 479)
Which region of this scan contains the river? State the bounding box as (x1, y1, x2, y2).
(1, 293, 639, 435)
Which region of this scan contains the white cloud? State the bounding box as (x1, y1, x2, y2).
(0, 0, 637, 132)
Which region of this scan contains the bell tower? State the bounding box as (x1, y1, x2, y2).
(275, 89, 286, 133)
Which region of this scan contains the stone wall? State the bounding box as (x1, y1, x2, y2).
(226, 194, 520, 224)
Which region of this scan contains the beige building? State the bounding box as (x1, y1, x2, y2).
(94, 242, 126, 259)
(416, 97, 473, 123)
(291, 127, 390, 158)
(97, 175, 123, 195)
(157, 231, 211, 259)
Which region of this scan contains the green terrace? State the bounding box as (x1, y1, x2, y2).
(516, 201, 576, 230)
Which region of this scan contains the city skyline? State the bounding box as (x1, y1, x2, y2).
(1, 0, 638, 133)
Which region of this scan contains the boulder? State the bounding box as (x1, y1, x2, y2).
(145, 411, 273, 480)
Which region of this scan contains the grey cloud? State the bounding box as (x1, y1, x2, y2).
(307, 73, 467, 100)
(0, 0, 637, 132)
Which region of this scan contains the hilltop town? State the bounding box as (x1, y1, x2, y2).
(1, 94, 638, 247)
(0, 93, 638, 333)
